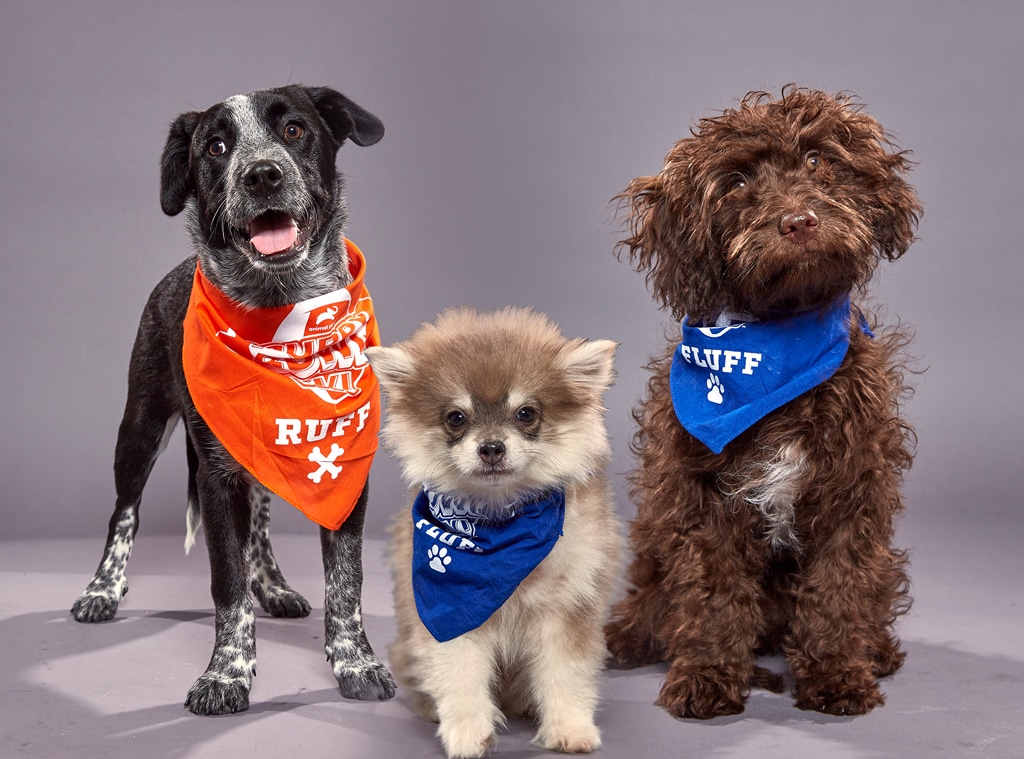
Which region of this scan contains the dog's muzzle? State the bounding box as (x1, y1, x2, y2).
(230, 159, 312, 259)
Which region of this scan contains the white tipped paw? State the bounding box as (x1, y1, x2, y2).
(71, 582, 126, 623)
(439, 720, 496, 759)
(534, 722, 601, 754)
(184, 674, 251, 715)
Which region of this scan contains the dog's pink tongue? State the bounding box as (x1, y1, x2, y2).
(249, 214, 298, 256)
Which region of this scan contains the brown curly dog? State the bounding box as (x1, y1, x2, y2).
(604, 86, 922, 718)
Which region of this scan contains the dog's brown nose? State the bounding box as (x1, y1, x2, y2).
(478, 440, 506, 465)
(779, 209, 819, 243)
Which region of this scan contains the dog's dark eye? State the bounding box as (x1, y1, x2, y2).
(284, 122, 305, 140)
(728, 173, 748, 192)
(515, 406, 539, 425)
(805, 151, 822, 171)
(445, 410, 468, 430)
(208, 139, 228, 157)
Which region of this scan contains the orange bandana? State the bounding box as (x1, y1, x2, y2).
(182, 240, 380, 530)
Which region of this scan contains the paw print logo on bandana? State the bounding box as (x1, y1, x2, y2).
(706, 373, 725, 405)
(428, 545, 452, 574)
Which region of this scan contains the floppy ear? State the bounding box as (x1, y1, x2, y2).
(305, 87, 384, 148)
(614, 141, 720, 319)
(559, 339, 617, 396)
(364, 345, 416, 393)
(874, 172, 921, 260)
(837, 109, 922, 261)
(160, 111, 200, 216)
(872, 154, 922, 261)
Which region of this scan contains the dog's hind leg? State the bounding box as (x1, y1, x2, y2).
(71, 397, 180, 623)
(248, 485, 312, 617)
(320, 483, 396, 701)
(185, 446, 312, 620)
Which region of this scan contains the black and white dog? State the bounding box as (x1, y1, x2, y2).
(71, 85, 396, 715)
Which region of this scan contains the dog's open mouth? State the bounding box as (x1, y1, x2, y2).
(244, 211, 308, 258)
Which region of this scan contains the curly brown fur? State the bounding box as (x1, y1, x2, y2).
(604, 86, 920, 718)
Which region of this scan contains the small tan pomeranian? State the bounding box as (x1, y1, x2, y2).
(365, 307, 621, 758)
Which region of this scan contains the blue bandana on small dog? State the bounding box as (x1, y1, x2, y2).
(411, 488, 565, 642)
(670, 297, 862, 454)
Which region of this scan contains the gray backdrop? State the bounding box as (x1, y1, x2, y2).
(2, 0, 1021, 541)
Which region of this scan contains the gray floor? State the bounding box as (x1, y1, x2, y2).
(2, 504, 1022, 759)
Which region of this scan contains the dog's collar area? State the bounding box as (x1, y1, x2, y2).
(691, 311, 759, 329)
(420, 486, 560, 527)
(692, 296, 858, 328)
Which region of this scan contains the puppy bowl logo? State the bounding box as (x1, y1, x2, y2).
(309, 305, 340, 332)
(426, 491, 492, 538)
(250, 291, 373, 404)
(697, 322, 749, 338)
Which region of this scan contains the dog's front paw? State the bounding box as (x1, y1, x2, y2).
(439, 719, 497, 759)
(794, 675, 884, 716)
(70, 583, 127, 623)
(184, 673, 251, 715)
(533, 722, 601, 754)
(657, 665, 747, 720)
(332, 658, 396, 701)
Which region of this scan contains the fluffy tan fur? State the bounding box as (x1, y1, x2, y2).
(367, 308, 621, 758)
(604, 87, 921, 718)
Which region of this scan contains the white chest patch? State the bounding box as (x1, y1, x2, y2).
(725, 442, 807, 550)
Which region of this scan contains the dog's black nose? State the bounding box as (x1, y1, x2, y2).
(779, 209, 819, 244)
(478, 440, 506, 465)
(243, 160, 285, 196)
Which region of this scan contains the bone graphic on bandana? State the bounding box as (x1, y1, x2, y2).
(308, 444, 345, 483)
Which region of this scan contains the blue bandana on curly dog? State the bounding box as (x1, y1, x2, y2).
(670, 296, 870, 454)
(411, 488, 565, 642)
